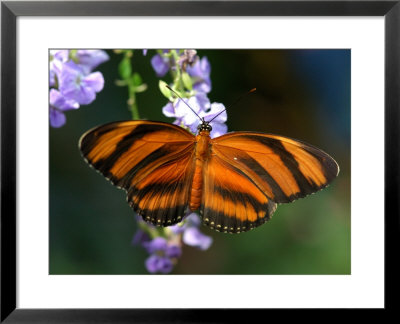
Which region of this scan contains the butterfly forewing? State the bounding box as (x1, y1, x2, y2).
(79, 121, 196, 225)
(211, 132, 339, 204)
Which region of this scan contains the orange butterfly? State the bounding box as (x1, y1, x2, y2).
(79, 109, 339, 234)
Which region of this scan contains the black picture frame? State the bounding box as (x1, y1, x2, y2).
(1, 0, 398, 321)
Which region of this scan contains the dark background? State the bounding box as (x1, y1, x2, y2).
(50, 49, 350, 274)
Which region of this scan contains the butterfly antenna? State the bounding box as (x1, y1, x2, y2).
(166, 85, 203, 122)
(208, 88, 256, 123)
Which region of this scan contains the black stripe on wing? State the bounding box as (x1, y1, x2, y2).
(246, 135, 338, 200)
(200, 156, 277, 234)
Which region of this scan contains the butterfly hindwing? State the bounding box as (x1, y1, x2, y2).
(128, 146, 196, 226)
(200, 154, 277, 233)
(79, 120, 196, 225)
(212, 132, 339, 204)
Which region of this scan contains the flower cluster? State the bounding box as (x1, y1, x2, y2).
(49, 50, 109, 128)
(151, 50, 227, 138)
(143, 237, 181, 274)
(133, 213, 212, 273)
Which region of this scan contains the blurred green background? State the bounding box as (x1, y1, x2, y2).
(50, 49, 350, 274)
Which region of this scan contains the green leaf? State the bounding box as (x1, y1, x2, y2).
(159, 80, 172, 99)
(181, 72, 193, 91)
(131, 73, 143, 87)
(118, 57, 132, 80)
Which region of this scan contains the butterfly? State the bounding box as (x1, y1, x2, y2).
(79, 109, 339, 234)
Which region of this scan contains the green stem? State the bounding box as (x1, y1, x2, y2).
(117, 50, 145, 120)
(128, 89, 140, 120)
(137, 219, 168, 239)
(137, 220, 157, 239)
(170, 50, 184, 92)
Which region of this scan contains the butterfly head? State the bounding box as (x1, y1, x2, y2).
(197, 119, 212, 133)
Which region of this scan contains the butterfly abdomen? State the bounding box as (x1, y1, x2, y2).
(189, 159, 203, 211)
(189, 131, 211, 211)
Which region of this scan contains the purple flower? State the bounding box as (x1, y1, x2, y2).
(143, 49, 148, 56)
(50, 50, 69, 62)
(183, 227, 213, 251)
(187, 56, 211, 93)
(162, 92, 210, 131)
(151, 54, 170, 77)
(186, 213, 202, 226)
(170, 223, 186, 234)
(49, 49, 108, 128)
(59, 61, 104, 105)
(177, 49, 198, 69)
(49, 50, 69, 87)
(170, 213, 213, 251)
(165, 244, 182, 258)
(199, 102, 228, 138)
(170, 212, 201, 234)
(131, 229, 151, 246)
(49, 108, 66, 128)
(49, 89, 79, 128)
(178, 213, 201, 229)
(140, 236, 182, 274)
(145, 255, 174, 274)
(162, 94, 227, 138)
(50, 60, 62, 88)
(143, 237, 168, 254)
(76, 50, 109, 74)
(133, 213, 212, 273)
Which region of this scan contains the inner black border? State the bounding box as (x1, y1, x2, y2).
(1, 1, 399, 322)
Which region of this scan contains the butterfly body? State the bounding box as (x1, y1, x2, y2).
(79, 119, 339, 234)
(190, 130, 212, 211)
